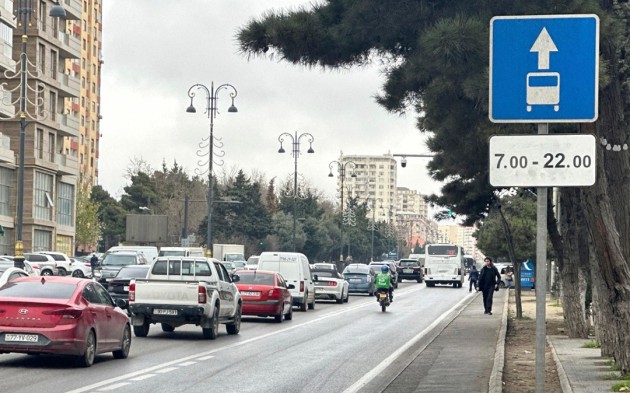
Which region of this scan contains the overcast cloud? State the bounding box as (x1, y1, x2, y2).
(99, 1, 443, 205)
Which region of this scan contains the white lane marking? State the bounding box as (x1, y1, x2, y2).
(66, 285, 425, 393)
(97, 382, 130, 391)
(129, 374, 156, 382)
(195, 355, 214, 361)
(155, 367, 178, 374)
(175, 361, 197, 367)
(341, 293, 474, 393)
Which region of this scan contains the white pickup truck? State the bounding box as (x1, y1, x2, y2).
(128, 257, 242, 339)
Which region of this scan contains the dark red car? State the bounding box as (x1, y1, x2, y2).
(236, 270, 294, 323)
(0, 276, 131, 367)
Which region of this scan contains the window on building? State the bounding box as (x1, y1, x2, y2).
(82, 39, 86, 50)
(38, 44, 46, 74)
(33, 230, 52, 252)
(48, 132, 55, 161)
(81, 97, 85, 106)
(34, 172, 54, 220)
(82, 77, 86, 88)
(81, 115, 85, 126)
(39, 2, 47, 31)
(49, 91, 57, 121)
(82, 58, 86, 69)
(56, 182, 74, 227)
(92, 82, 96, 93)
(35, 128, 44, 159)
(0, 167, 13, 216)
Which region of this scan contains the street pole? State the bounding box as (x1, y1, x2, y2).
(328, 160, 356, 264)
(187, 82, 238, 256)
(535, 123, 548, 393)
(278, 132, 315, 252)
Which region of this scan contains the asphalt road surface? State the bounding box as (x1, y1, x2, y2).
(0, 282, 473, 393)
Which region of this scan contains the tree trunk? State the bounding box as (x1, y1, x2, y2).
(559, 188, 589, 338)
(588, 238, 615, 357)
(497, 204, 521, 318)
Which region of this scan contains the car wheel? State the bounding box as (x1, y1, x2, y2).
(133, 321, 150, 337)
(226, 305, 241, 335)
(161, 323, 175, 332)
(274, 312, 283, 323)
(202, 307, 219, 339)
(57, 268, 67, 276)
(299, 292, 308, 312)
(72, 269, 84, 278)
(284, 306, 293, 321)
(343, 290, 349, 303)
(113, 325, 131, 359)
(76, 330, 96, 367)
(308, 297, 315, 310)
(335, 292, 343, 304)
(41, 270, 53, 276)
(368, 290, 374, 296)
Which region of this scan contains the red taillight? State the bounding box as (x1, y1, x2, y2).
(267, 288, 280, 298)
(300, 281, 304, 292)
(42, 308, 83, 319)
(129, 283, 136, 302)
(327, 281, 337, 287)
(84, 263, 91, 267)
(31, 264, 40, 269)
(198, 286, 207, 304)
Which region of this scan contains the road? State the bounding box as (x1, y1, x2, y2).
(0, 282, 474, 393)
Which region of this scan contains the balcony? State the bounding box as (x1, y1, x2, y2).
(57, 31, 81, 60)
(62, 0, 82, 20)
(55, 152, 79, 175)
(56, 72, 80, 98)
(58, 113, 80, 138)
(0, 133, 15, 164)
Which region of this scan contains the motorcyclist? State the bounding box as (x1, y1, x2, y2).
(375, 265, 394, 302)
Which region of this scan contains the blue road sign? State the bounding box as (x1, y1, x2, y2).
(490, 14, 599, 123)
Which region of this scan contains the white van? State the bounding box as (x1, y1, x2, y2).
(158, 247, 205, 257)
(257, 252, 315, 312)
(106, 246, 158, 261)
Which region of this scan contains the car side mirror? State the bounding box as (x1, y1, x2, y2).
(231, 274, 240, 283)
(287, 284, 295, 289)
(115, 298, 128, 310)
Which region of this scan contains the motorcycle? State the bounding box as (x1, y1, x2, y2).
(376, 289, 390, 312)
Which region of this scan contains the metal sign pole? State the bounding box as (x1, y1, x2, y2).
(535, 123, 549, 393)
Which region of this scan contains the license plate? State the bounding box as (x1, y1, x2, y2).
(349, 279, 362, 283)
(378, 293, 387, 299)
(241, 291, 259, 297)
(153, 309, 178, 316)
(5, 334, 38, 342)
(123, 286, 129, 292)
(404, 269, 413, 273)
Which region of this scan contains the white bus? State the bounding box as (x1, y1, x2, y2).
(424, 244, 465, 288)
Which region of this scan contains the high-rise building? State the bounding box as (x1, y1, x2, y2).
(396, 187, 428, 217)
(437, 223, 484, 260)
(0, 1, 88, 255)
(335, 152, 397, 223)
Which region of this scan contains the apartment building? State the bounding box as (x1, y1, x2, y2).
(396, 187, 428, 217)
(437, 223, 484, 260)
(335, 152, 397, 223)
(0, 0, 87, 255)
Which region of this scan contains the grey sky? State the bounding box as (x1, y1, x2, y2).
(99, 1, 443, 205)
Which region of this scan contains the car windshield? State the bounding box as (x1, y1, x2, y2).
(115, 266, 150, 279)
(102, 254, 137, 266)
(236, 273, 275, 285)
(343, 265, 369, 274)
(313, 271, 335, 278)
(399, 261, 418, 267)
(0, 281, 77, 299)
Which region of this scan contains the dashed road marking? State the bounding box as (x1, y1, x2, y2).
(195, 355, 214, 361)
(97, 382, 130, 391)
(175, 361, 197, 366)
(155, 367, 178, 373)
(129, 374, 156, 382)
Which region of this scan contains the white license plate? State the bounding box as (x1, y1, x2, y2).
(123, 286, 129, 292)
(404, 269, 413, 273)
(241, 291, 260, 297)
(349, 279, 362, 283)
(5, 334, 38, 342)
(153, 309, 178, 316)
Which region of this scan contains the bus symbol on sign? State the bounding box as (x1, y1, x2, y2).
(526, 72, 560, 112)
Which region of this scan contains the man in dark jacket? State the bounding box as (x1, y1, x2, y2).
(468, 265, 479, 292)
(476, 257, 501, 315)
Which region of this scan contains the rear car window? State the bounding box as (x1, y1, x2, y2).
(399, 261, 418, 267)
(237, 273, 275, 285)
(102, 254, 137, 266)
(115, 266, 150, 279)
(313, 271, 334, 278)
(0, 281, 77, 299)
(152, 260, 211, 276)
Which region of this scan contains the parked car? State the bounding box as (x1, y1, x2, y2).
(312, 268, 349, 304)
(0, 263, 30, 286)
(24, 253, 57, 276)
(107, 265, 151, 302)
(0, 276, 131, 367)
(0, 257, 40, 276)
(257, 252, 316, 312)
(95, 251, 148, 285)
(368, 261, 399, 288)
(235, 269, 294, 322)
(396, 259, 424, 283)
(70, 258, 93, 278)
(343, 264, 376, 296)
(35, 252, 73, 276)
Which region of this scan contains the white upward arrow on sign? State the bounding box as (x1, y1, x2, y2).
(530, 27, 558, 69)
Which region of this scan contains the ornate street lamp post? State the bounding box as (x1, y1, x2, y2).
(328, 159, 356, 264)
(186, 82, 238, 256)
(278, 132, 315, 251)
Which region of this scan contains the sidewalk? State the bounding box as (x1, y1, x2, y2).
(380, 290, 508, 393)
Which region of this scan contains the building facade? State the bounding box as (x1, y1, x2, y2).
(0, 0, 97, 255)
(437, 223, 484, 260)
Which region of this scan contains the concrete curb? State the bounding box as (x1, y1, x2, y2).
(489, 290, 509, 393)
(548, 336, 573, 393)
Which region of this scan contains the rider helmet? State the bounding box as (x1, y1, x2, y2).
(381, 265, 389, 273)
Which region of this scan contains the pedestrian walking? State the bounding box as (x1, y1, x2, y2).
(468, 265, 479, 292)
(90, 253, 99, 278)
(476, 257, 501, 315)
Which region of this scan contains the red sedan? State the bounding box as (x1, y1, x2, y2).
(0, 276, 131, 367)
(235, 270, 294, 323)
